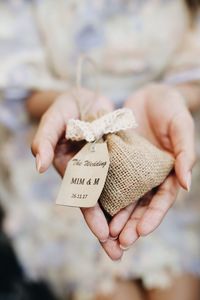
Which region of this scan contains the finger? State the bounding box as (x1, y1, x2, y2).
(169, 111, 196, 190)
(81, 203, 109, 243)
(118, 205, 147, 250)
(100, 239, 123, 261)
(32, 106, 66, 173)
(109, 202, 136, 239)
(137, 175, 179, 236)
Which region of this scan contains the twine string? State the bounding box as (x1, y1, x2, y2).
(73, 54, 100, 121)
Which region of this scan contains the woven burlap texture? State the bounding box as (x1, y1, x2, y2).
(99, 130, 174, 216)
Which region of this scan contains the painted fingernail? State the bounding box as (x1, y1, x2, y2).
(186, 172, 192, 192)
(36, 154, 42, 173)
(119, 244, 130, 251)
(109, 235, 118, 241)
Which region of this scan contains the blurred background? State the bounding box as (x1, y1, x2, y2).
(0, 1, 200, 300)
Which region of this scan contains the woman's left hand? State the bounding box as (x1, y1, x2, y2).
(108, 83, 196, 250)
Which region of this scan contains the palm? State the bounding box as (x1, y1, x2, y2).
(125, 88, 173, 151)
(110, 84, 194, 250)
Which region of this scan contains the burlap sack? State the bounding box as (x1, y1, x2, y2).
(99, 130, 174, 216)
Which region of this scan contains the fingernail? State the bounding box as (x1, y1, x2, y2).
(109, 235, 118, 241)
(99, 238, 108, 243)
(119, 244, 130, 251)
(36, 154, 42, 173)
(186, 172, 192, 192)
(115, 257, 122, 263)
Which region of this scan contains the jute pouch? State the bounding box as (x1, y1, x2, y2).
(65, 56, 174, 216)
(99, 130, 174, 216)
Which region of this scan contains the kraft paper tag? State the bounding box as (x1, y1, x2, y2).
(56, 142, 110, 207)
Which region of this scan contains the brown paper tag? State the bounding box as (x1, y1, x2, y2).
(56, 142, 110, 208)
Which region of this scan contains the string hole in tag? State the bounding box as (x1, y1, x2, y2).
(90, 142, 96, 152)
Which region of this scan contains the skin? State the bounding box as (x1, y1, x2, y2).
(94, 275, 200, 300)
(29, 83, 200, 300)
(30, 83, 198, 260)
(147, 274, 200, 300)
(95, 279, 145, 300)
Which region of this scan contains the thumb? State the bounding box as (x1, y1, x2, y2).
(169, 110, 196, 191)
(31, 108, 66, 173)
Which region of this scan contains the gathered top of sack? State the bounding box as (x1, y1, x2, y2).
(66, 108, 138, 142)
(65, 107, 174, 216)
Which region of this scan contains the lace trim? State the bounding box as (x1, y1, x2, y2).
(66, 108, 137, 142)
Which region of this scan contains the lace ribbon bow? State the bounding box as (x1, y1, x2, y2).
(66, 108, 138, 142)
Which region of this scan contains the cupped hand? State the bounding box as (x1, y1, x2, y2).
(31, 88, 124, 260)
(108, 83, 196, 250)
(32, 84, 196, 260)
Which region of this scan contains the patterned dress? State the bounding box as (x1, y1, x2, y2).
(0, 1, 200, 299)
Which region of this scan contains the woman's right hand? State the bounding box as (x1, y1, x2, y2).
(31, 88, 125, 261)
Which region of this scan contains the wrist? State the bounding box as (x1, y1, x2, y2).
(142, 83, 190, 111)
